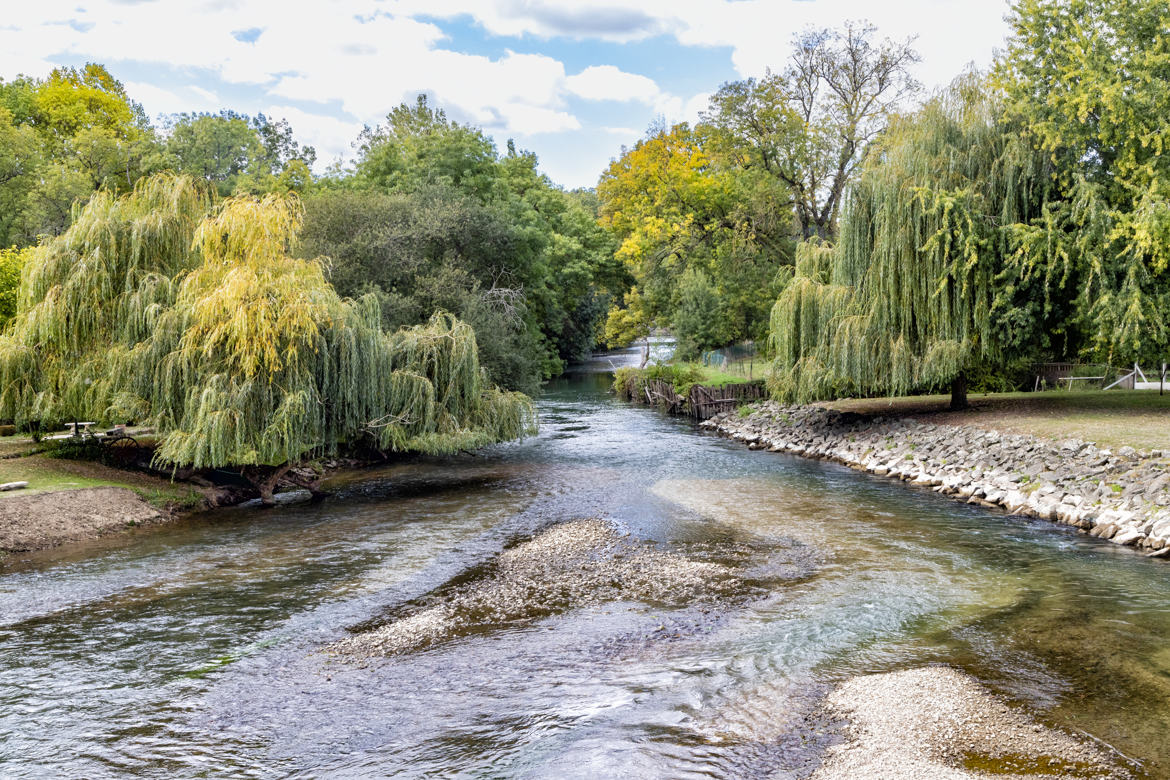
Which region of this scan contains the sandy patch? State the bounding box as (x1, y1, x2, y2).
(812, 667, 1130, 780)
(0, 486, 167, 552)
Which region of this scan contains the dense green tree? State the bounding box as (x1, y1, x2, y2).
(0, 106, 43, 246)
(995, 0, 1170, 365)
(327, 97, 623, 387)
(297, 186, 546, 394)
(0, 174, 533, 501)
(673, 268, 732, 360)
(0, 64, 163, 244)
(162, 111, 316, 197)
(356, 95, 499, 199)
(767, 75, 1057, 409)
(0, 247, 28, 328)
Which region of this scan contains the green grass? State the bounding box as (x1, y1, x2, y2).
(822, 390, 1170, 452)
(671, 362, 756, 388)
(0, 454, 203, 508)
(0, 436, 39, 459)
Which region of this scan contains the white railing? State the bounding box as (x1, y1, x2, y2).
(1102, 362, 1169, 392)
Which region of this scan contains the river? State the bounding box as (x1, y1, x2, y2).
(2, 348, 1169, 778)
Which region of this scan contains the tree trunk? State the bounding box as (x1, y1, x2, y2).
(950, 373, 968, 411)
(243, 464, 291, 507)
(285, 468, 331, 502)
(639, 338, 650, 369)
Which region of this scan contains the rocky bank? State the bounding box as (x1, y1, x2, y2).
(704, 401, 1170, 556)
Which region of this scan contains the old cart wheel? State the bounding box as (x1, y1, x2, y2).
(102, 436, 140, 468)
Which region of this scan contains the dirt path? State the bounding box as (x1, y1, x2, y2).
(0, 487, 169, 552)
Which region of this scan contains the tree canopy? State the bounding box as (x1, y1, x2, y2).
(703, 22, 919, 239)
(768, 0, 1170, 405)
(995, 0, 1170, 365)
(768, 76, 1053, 407)
(0, 174, 534, 500)
(597, 123, 790, 359)
(308, 97, 624, 391)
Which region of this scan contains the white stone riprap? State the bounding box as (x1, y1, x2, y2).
(704, 402, 1170, 557)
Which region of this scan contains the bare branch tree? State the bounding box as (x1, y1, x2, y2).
(703, 21, 919, 239)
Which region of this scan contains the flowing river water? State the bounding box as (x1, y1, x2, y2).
(2, 348, 1170, 778)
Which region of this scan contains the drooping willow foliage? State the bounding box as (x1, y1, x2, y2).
(0, 173, 534, 479)
(768, 76, 1055, 403)
(0, 174, 210, 425)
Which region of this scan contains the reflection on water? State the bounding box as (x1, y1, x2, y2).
(1, 345, 1169, 778)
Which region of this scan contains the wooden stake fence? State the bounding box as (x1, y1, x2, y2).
(636, 379, 767, 420)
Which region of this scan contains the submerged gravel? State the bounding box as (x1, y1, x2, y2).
(329, 519, 737, 658)
(812, 667, 1132, 780)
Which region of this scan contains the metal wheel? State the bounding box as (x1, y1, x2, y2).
(101, 436, 140, 468)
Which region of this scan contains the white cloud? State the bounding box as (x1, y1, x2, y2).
(565, 65, 660, 103)
(262, 105, 363, 164)
(124, 82, 191, 117)
(392, 0, 672, 41)
(189, 86, 219, 104)
(492, 103, 580, 134)
(0, 0, 1014, 187)
(407, 0, 1010, 90)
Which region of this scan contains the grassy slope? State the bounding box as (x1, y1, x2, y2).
(0, 450, 204, 510)
(819, 390, 1170, 452)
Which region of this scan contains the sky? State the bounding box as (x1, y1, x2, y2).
(1, 1, 1014, 189)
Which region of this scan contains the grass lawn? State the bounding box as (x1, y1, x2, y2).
(671, 362, 758, 388)
(820, 390, 1170, 452)
(0, 454, 204, 509)
(0, 436, 39, 458)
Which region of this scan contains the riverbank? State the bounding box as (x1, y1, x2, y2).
(704, 400, 1170, 556)
(821, 390, 1170, 453)
(0, 449, 359, 555)
(0, 453, 212, 554)
(0, 486, 172, 552)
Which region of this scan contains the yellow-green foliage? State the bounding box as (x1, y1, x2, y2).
(0, 247, 31, 328)
(0, 173, 209, 426)
(0, 173, 534, 469)
(769, 76, 1051, 402)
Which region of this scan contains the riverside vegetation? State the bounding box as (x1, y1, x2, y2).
(3, 0, 1170, 513)
(4, 5, 1170, 778)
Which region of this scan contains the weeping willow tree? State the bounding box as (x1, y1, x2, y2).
(0, 174, 210, 425)
(768, 75, 1054, 409)
(0, 173, 534, 501)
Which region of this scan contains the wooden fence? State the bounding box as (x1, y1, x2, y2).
(638, 379, 767, 420)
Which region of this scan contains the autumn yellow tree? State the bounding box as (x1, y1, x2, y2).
(597, 124, 791, 357)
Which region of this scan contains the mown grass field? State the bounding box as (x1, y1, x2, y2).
(820, 390, 1170, 452)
